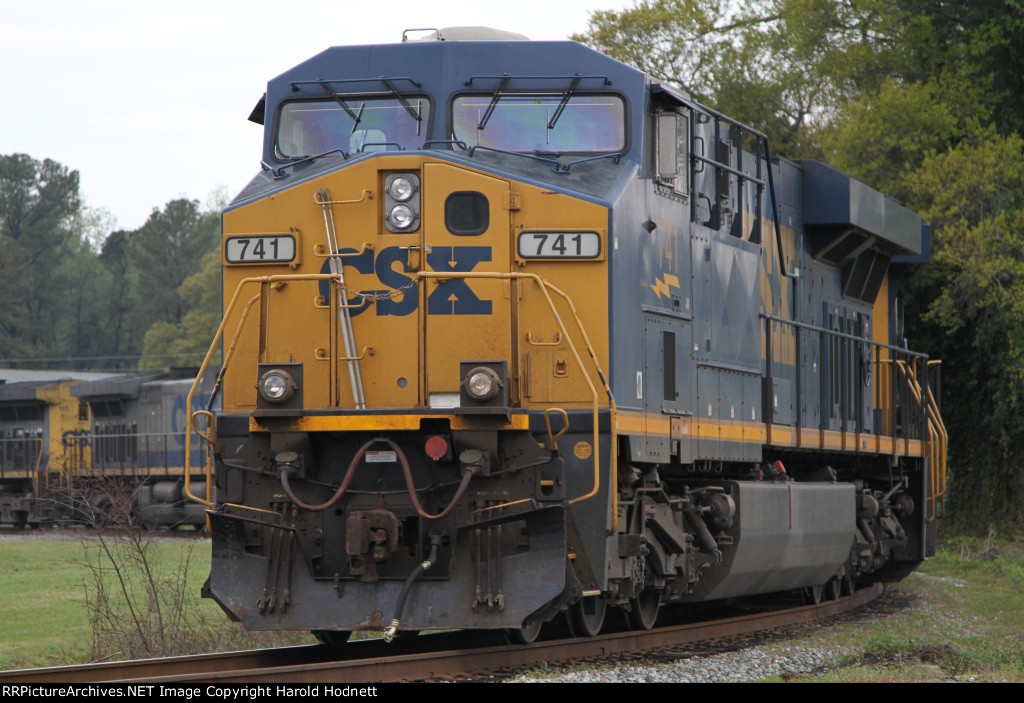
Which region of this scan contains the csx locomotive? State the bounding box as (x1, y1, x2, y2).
(0, 370, 215, 529)
(191, 27, 946, 642)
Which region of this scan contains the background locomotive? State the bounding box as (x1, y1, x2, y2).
(0, 369, 216, 529)
(192, 27, 946, 642)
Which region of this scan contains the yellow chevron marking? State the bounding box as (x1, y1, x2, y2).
(650, 273, 680, 300)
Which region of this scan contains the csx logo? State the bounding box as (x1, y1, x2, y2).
(319, 245, 492, 316)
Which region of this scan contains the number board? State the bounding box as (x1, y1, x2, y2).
(517, 231, 601, 259)
(225, 235, 297, 264)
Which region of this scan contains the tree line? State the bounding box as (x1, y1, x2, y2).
(0, 154, 221, 372)
(575, 0, 1024, 529)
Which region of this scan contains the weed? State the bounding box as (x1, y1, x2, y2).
(75, 478, 309, 662)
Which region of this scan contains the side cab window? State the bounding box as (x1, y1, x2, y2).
(656, 109, 689, 198)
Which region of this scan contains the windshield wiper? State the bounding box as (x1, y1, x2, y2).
(319, 81, 363, 128)
(478, 74, 511, 131)
(381, 77, 422, 130)
(349, 102, 365, 135)
(547, 74, 581, 131)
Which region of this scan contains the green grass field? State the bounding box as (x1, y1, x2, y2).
(0, 532, 311, 671)
(804, 533, 1024, 682)
(0, 537, 95, 669)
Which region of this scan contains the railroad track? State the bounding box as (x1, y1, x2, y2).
(0, 585, 881, 683)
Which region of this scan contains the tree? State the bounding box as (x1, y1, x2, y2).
(902, 133, 1024, 527)
(0, 154, 83, 362)
(573, 1, 844, 156)
(1, 157, 223, 372)
(126, 199, 219, 349)
(91, 229, 145, 369)
(139, 249, 222, 369)
(821, 78, 959, 202)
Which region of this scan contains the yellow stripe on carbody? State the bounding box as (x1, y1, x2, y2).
(251, 413, 531, 433)
(616, 410, 930, 458)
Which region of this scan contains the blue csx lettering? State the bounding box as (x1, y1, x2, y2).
(318, 245, 492, 316)
(62, 429, 90, 447)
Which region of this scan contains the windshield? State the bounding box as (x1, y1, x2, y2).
(276, 97, 429, 157)
(452, 94, 625, 153)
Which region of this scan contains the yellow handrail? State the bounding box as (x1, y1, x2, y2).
(185, 273, 344, 508)
(895, 359, 947, 519)
(417, 270, 617, 514)
(185, 269, 619, 520)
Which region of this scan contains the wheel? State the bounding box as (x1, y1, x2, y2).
(825, 577, 842, 601)
(804, 584, 824, 605)
(628, 588, 661, 630)
(569, 596, 606, 637)
(312, 630, 351, 646)
(509, 615, 543, 644)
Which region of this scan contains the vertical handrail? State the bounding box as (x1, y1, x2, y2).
(315, 189, 370, 409)
(896, 358, 947, 518)
(31, 437, 45, 496)
(186, 272, 349, 508)
(924, 361, 948, 515)
(416, 270, 617, 515)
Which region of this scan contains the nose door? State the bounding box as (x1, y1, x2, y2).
(420, 163, 513, 403)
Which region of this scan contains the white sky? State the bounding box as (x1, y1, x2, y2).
(1, 0, 632, 233)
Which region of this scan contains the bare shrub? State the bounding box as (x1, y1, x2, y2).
(77, 477, 219, 660)
(76, 477, 312, 661)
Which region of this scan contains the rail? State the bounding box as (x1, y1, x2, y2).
(0, 584, 882, 683)
(60, 431, 210, 476)
(0, 436, 44, 482)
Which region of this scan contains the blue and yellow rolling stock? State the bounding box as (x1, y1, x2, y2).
(70, 370, 217, 528)
(0, 370, 217, 529)
(0, 378, 91, 528)
(192, 28, 946, 642)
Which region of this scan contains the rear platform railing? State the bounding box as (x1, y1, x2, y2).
(762, 312, 947, 515)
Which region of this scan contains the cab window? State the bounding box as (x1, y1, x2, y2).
(452, 94, 624, 153)
(276, 97, 429, 158)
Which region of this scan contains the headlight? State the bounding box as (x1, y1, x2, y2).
(388, 204, 417, 230)
(387, 175, 417, 202)
(463, 367, 502, 402)
(258, 369, 297, 403)
(383, 173, 420, 233)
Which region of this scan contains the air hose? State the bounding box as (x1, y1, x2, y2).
(384, 537, 441, 643)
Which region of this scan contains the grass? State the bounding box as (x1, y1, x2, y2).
(0, 531, 313, 671)
(777, 530, 1024, 682)
(0, 538, 92, 669)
